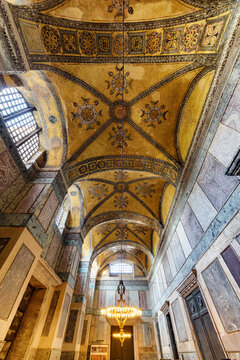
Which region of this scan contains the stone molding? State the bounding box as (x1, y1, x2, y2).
(176, 269, 198, 298)
(33, 257, 62, 288)
(160, 301, 169, 315)
(0, 0, 29, 73)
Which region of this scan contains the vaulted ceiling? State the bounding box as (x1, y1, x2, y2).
(7, 0, 237, 276)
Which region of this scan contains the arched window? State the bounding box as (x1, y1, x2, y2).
(0, 87, 41, 162)
(110, 262, 133, 275)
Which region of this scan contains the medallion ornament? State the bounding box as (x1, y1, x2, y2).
(41, 26, 61, 54)
(106, 66, 133, 97)
(71, 98, 102, 130)
(141, 101, 168, 128)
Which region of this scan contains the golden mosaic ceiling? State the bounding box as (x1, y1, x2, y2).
(7, 0, 237, 276)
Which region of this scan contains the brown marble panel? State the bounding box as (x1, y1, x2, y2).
(60, 352, 75, 360)
(45, 234, 62, 269)
(0, 150, 20, 196)
(58, 246, 72, 273)
(34, 349, 51, 359)
(181, 202, 203, 249)
(221, 246, 240, 287)
(42, 291, 60, 337)
(81, 320, 88, 345)
(170, 232, 185, 272)
(70, 247, 80, 278)
(64, 310, 78, 343)
(74, 273, 86, 295)
(0, 245, 34, 319)
(162, 252, 173, 285)
(139, 290, 148, 310)
(198, 153, 238, 211)
(38, 191, 59, 231)
(222, 80, 240, 132)
(0, 237, 10, 255)
(14, 184, 45, 213)
(202, 259, 240, 332)
(57, 293, 71, 338)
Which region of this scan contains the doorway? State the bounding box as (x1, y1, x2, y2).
(166, 313, 179, 359)
(111, 326, 134, 360)
(0, 277, 46, 360)
(186, 287, 225, 360)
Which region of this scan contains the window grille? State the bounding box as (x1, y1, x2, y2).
(110, 263, 133, 274)
(0, 87, 41, 162)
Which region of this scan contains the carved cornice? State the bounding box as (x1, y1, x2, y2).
(152, 313, 158, 323)
(160, 300, 169, 315)
(177, 269, 198, 298)
(33, 257, 62, 287)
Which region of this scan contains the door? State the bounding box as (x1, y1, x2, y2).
(111, 326, 134, 360)
(166, 313, 179, 359)
(186, 287, 225, 360)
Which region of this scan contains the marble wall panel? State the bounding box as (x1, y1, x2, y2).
(181, 202, 203, 249)
(158, 313, 168, 347)
(162, 252, 173, 285)
(0, 244, 34, 319)
(172, 299, 188, 342)
(129, 290, 139, 307)
(142, 323, 152, 347)
(70, 248, 80, 279)
(34, 349, 51, 359)
(202, 259, 240, 332)
(198, 153, 238, 211)
(167, 246, 177, 277)
(0, 237, 10, 255)
(98, 290, 106, 309)
(221, 245, 240, 286)
(188, 183, 217, 231)
(14, 183, 45, 213)
(139, 290, 148, 310)
(45, 234, 62, 270)
(0, 150, 20, 196)
(38, 190, 59, 231)
(74, 273, 86, 295)
(222, 80, 240, 132)
(0, 175, 25, 212)
(58, 246, 72, 273)
(94, 320, 107, 342)
(64, 309, 78, 343)
(180, 353, 198, 360)
(57, 293, 71, 338)
(81, 319, 88, 345)
(176, 222, 192, 258)
(42, 290, 60, 337)
(157, 265, 166, 295)
(105, 290, 115, 307)
(170, 232, 185, 272)
(209, 123, 240, 168)
(60, 352, 75, 360)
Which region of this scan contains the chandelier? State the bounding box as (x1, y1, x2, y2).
(101, 281, 142, 345)
(113, 329, 131, 347)
(101, 280, 142, 329)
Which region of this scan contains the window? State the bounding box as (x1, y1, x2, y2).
(0, 87, 41, 162)
(110, 263, 133, 274)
